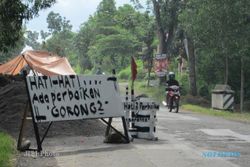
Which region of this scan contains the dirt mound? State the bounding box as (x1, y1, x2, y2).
(0, 75, 106, 139)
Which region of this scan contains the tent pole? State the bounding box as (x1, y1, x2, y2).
(12, 56, 23, 75)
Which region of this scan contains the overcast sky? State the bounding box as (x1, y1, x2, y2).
(26, 0, 132, 33)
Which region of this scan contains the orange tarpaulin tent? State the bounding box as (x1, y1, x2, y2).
(0, 50, 76, 76)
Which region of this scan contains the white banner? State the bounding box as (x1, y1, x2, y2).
(26, 75, 124, 122)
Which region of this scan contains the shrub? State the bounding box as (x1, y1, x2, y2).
(144, 72, 157, 80)
(118, 70, 130, 80)
(177, 73, 189, 95)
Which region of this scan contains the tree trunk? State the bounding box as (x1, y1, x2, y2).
(224, 55, 229, 85)
(165, 0, 179, 55)
(157, 30, 167, 54)
(240, 56, 244, 112)
(187, 37, 197, 96)
(147, 67, 151, 87)
(222, 41, 228, 85)
(152, 0, 168, 85)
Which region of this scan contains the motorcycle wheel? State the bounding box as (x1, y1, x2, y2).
(175, 100, 179, 113)
(169, 99, 179, 113)
(169, 100, 173, 112)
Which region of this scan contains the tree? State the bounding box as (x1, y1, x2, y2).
(43, 12, 74, 57)
(0, 34, 25, 62)
(75, 1, 147, 73)
(180, 0, 250, 108)
(132, 0, 183, 85)
(47, 11, 72, 34)
(132, 0, 182, 55)
(74, 20, 95, 72)
(0, 0, 55, 52)
(25, 30, 41, 50)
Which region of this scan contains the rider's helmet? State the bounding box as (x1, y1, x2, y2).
(168, 72, 175, 80)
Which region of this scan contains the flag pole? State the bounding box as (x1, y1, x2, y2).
(130, 56, 137, 101)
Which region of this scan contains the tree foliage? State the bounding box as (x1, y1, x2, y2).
(43, 12, 75, 57)
(74, 0, 155, 73)
(0, 0, 55, 52)
(25, 30, 41, 50)
(180, 0, 250, 105)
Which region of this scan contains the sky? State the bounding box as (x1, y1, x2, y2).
(26, 0, 132, 33)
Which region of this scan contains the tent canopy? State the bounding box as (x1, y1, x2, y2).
(0, 50, 76, 76)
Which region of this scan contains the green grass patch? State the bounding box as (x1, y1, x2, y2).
(182, 104, 250, 123)
(0, 132, 16, 167)
(134, 81, 164, 102)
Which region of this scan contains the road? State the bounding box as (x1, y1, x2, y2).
(17, 107, 250, 167)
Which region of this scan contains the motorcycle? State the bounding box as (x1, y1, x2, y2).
(163, 85, 180, 113)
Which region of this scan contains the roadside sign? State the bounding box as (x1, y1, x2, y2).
(154, 54, 168, 77)
(26, 75, 124, 122)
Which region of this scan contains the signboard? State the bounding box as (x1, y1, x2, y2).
(154, 54, 169, 77)
(123, 99, 159, 111)
(26, 75, 124, 122)
(155, 54, 167, 60)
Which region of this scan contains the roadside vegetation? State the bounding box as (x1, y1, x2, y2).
(1, 0, 250, 111)
(182, 104, 250, 123)
(0, 132, 16, 167)
(126, 79, 250, 123)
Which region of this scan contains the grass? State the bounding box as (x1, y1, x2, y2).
(134, 81, 165, 102)
(124, 80, 250, 123)
(0, 132, 16, 167)
(182, 104, 250, 123)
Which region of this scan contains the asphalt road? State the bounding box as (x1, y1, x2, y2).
(17, 107, 250, 167)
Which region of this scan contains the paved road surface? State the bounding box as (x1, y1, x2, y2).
(17, 107, 250, 167)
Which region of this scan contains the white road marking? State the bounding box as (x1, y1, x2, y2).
(198, 129, 250, 142)
(157, 113, 200, 121)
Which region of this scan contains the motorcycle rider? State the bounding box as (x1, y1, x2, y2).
(166, 72, 179, 107)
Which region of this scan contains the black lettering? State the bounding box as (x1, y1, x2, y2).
(51, 106, 59, 117)
(93, 88, 100, 98)
(42, 76, 48, 89)
(57, 93, 61, 101)
(80, 104, 89, 115)
(60, 106, 66, 118)
(69, 75, 75, 87)
(81, 88, 89, 100)
(29, 77, 37, 90)
(90, 102, 97, 114)
(65, 76, 71, 88)
(68, 89, 73, 100)
(51, 92, 56, 105)
(76, 76, 81, 87)
(75, 91, 80, 100)
(58, 75, 64, 88)
(89, 88, 94, 98)
(97, 100, 104, 111)
(38, 76, 45, 89)
(67, 106, 74, 116)
(32, 93, 39, 103)
(39, 93, 44, 103)
(62, 91, 67, 101)
(52, 80, 58, 85)
(44, 94, 49, 103)
(74, 105, 80, 116)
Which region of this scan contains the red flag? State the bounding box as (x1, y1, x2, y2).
(131, 56, 137, 81)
